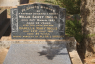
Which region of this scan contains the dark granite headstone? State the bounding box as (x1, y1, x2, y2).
(11, 3, 66, 39)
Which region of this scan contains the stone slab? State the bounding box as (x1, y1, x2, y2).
(69, 50, 83, 64)
(3, 44, 71, 64)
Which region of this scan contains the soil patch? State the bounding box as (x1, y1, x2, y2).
(0, 48, 8, 64)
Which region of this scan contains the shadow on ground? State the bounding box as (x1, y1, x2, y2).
(38, 40, 68, 60)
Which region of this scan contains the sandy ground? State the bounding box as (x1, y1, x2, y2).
(84, 55, 95, 64)
(0, 48, 8, 64)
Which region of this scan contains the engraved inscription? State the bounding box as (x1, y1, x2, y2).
(11, 3, 66, 39)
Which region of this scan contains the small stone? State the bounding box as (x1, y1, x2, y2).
(91, 59, 95, 63)
(84, 63, 88, 64)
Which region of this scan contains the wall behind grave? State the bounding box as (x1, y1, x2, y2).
(0, 0, 29, 7)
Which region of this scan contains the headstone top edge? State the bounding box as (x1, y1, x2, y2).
(11, 3, 61, 9)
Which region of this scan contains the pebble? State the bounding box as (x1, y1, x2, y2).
(91, 59, 95, 63)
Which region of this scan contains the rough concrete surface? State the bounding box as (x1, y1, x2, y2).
(3, 44, 71, 64)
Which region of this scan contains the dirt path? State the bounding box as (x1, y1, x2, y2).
(84, 55, 95, 64)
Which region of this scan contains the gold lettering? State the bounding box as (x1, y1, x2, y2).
(23, 31, 29, 32)
(35, 6, 36, 8)
(27, 22, 34, 24)
(41, 6, 43, 8)
(22, 9, 25, 12)
(48, 31, 53, 32)
(19, 27, 32, 29)
(53, 10, 55, 12)
(36, 22, 39, 24)
(35, 36, 38, 37)
(37, 6, 39, 9)
(13, 36, 21, 37)
(40, 33, 50, 35)
(19, 16, 30, 18)
(26, 7, 29, 10)
(48, 19, 55, 21)
(47, 27, 57, 30)
(36, 27, 43, 30)
(36, 33, 39, 35)
(54, 16, 58, 18)
(45, 16, 53, 18)
(31, 30, 37, 32)
(21, 19, 28, 21)
(30, 25, 35, 26)
(46, 7, 48, 9)
(37, 19, 47, 21)
(29, 19, 35, 21)
(45, 36, 48, 37)
(52, 36, 62, 37)
(23, 25, 29, 26)
(27, 33, 34, 35)
(40, 36, 42, 37)
(37, 10, 40, 12)
(49, 25, 53, 26)
(33, 27, 35, 29)
(44, 25, 48, 26)
(32, 16, 44, 18)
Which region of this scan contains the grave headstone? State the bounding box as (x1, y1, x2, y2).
(11, 3, 66, 39)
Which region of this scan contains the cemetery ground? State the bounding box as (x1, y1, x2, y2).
(0, 2, 95, 64)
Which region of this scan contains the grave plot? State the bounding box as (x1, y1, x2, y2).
(3, 3, 82, 64)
